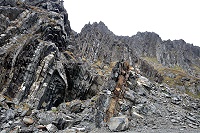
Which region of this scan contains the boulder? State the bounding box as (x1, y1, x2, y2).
(108, 115, 129, 132)
(46, 124, 58, 132)
(23, 117, 34, 125)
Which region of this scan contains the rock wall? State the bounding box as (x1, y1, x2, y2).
(0, 0, 95, 110)
(0, 1, 200, 132)
(77, 22, 200, 78)
(75, 21, 200, 96)
(157, 39, 200, 76)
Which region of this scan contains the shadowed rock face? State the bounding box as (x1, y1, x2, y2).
(0, 0, 94, 110)
(38, 70, 66, 110)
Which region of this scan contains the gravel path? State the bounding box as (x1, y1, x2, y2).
(90, 127, 200, 133)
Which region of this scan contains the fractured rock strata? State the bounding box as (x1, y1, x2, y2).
(0, 0, 200, 132)
(0, 0, 93, 110)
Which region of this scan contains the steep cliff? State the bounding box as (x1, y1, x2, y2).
(77, 22, 200, 77)
(0, 0, 96, 110)
(76, 22, 200, 96)
(0, 0, 199, 132)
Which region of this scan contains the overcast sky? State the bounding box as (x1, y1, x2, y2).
(64, 0, 200, 47)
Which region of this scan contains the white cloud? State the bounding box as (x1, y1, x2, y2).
(64, 0, 200, 46)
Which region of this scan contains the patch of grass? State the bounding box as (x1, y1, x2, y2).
(192, 64, 200, 77)
(193, 65, 200, 72)
(158, 66, 186, 86)
(172, 65, 185, 72)
(186, 89, 200, 99)
(64, 50, 76, 61)
(3, 95, 12, 101)
(92, 60, 115, 76)
(142, 57, 159, 64)
(92, 60, 102, 68)
(136, 57, 200, 99)
(96, 68, 103, 76)
(142, 57, 190, 86)
(109, 61, 117, 68)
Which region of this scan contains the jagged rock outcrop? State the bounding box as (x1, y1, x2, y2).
(157, 39, 200, 76)
(75, 22, 163, 83)
(0, 0, 200, 132)
(77, 22, 200, 77)
(76, 22, 200, 96)
(0, 0, 95, 110)
(0, 3, 115, 132)
(94, 61, 200, 132)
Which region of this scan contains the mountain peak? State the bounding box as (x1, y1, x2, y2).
(81, 21, 113, 35)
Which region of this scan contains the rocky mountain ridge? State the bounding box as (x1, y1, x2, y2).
(76, 21, 200, 97)
(0, 0, 199, 132)
(78, 21, 200, 77)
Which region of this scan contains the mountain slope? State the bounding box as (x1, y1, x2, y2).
(0, 1, 199, 132)
(75, 21, 200, 98)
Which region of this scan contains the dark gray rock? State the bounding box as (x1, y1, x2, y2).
(124, 89, 136, 102)
(53, 117, 74, 130)
(1, 123, 10, 129)
(37, 112, 57, 125)
(95, 94, 110, 128)
(186, 116, 197, 123)
(57, 102, 68, 112)
(107, 80, 116, 92)
(20, 108, 32, 117)
(0, 0, 71, 110)
(188, 123, 198, 129)
(5, 109, 15, 120)
(137, 76, 152, 89)
(0, 0, 16, 7)
(131, 106, 144, 119)
(69, 100, 85, 113)
(19, 126, 34, 133)
(171, 118, 179, 123)
(171, 96, 182, 105)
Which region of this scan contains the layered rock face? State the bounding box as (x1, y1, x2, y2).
(77, 22, 200, 78)
(76, 22, 200, 95)
(76, 22, 163, 83)
(157, 39, 200, 75)
(0, 0, 93, 110)
(0, 0, 200, 132)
